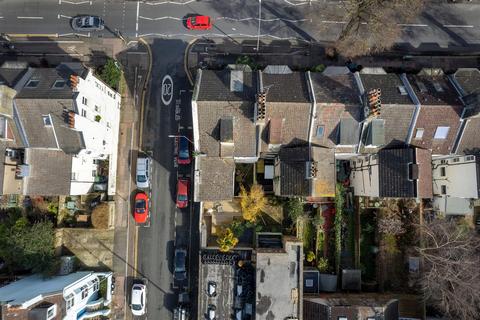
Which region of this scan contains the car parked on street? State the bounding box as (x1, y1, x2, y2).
(176, 178, 189, 208)
(174, 248, 187, 281)
(177, 136, 191, 165)
(71, 15, 105, 32)
(134, 191, 149, 224)
(136, 156, 151, 189)
(130, 283, 147, 316)
(186, 15, 212, 30)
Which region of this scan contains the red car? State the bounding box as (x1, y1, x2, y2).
(134, 191, 149, 224)
(176, 178, 189, 208)
(186, 15, 212, 30)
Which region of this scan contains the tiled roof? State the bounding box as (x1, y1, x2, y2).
(410, 105, 463, 155)
(260, 102, 312, 152)
(196, 70, 257, 102)
(310, 71, 360, 105)
(455, 117, 480, 155)
(407, 74, 462, 106)
(261, 72, 311, 103)
(378, 148, 416, 198)
(452, 68, 480, 96)
(15, 99, 85, 154)
(23, 148, 72, 195)
(415, 148, 433, 199)
(196, 101, 256, 158)
(0, 68, 27, 87)
(197, 157, 235, 201)
(359, 73, 413, 105)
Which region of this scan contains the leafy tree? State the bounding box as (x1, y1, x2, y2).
(306, 251, 316, 263)
(285, 197, 305, 223)
(98, 58, 121, 90)
(335, 0, 425, 57)
(239, 184, 267, 223)
(217, 227, 239, 252)
(0, 216, 57, 275)
(416, 219, 480, 319)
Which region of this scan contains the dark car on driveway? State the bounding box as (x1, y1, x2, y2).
(174, 248, 187, 281)
(71, 15, 105, 32)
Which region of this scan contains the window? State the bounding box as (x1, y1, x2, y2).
(81, 285, 89, 299)
(441, 185, 447, 195)
(92, 170, 97, 177)
(466, 155, 475, 161)
(66, 295, 75, 310)
(94, 105, 100, 112)
(25, 79, 40, 88)
(81, 109, 87, 117)
(434, 126, 450, 139)
(93, 278, 99, 291)
(82, 97, 88, 105)
(52, 79, 66, 89)
(337, 317, 348, 320)
(415, 128, 424, 139)
(42, 115, 52, 126)
(316, 125, 325, 138)
(440, 167, 446, 177)
(46, 305, 57, 320)
(453, 157, 460, 163)
(71, 172, 78, 181)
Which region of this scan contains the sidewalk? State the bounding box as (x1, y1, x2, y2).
(186, 38, 480, 78)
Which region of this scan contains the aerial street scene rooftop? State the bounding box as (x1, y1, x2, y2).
(0, 0, 479, 319)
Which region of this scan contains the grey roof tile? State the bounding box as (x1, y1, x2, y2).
(16, 67, 77, 99)
(455, 117, 480, 155)
(360, 73, 413, 105)
(310, 72, 360, 105)
(0, 68, 27, 87)
(407, 74, 462, 106)
(196, 70, 257, 102)
(261, 72, 311, 103)
(197, 157, 235, 201)
(378, 148, 416, 197)
(452, 68, 480, 96)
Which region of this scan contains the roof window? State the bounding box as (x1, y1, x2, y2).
(433, 81, 444, 92)
(52, 79, 66, 89)
(25, 79, 39, 88)
(434, 126, 449, 139)
(397, 85, 408, 95)
(42, 115, 52, 126)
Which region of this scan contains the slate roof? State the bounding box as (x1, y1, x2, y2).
(14, 99, 85, 154)
(455, 117, 480, 155)
(196, 101, 256, 157)
(310, 70, 360, 105)
(197, 157, 235, 201)
(378, 148, 416, 198)
(195, 70, 257, 102)
(359, 73, 413, 105)
(261, 71, 311, 103)
(451, 68, 480, 96)
(0, 67, 27, 87)
(23, 148, 72, 195)
(407, 74, 462, 106)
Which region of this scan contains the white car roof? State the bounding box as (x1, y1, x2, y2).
(131, 284, 145, 305)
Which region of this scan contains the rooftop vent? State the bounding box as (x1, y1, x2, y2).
(397, 85, 408, 95)
(230, 70, 243, 92)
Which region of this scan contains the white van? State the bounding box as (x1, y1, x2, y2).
(136, 156, 150, 189)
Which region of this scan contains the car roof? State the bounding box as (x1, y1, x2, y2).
(177, 179, 188, 193)
(195, 15, 210, 23)
(136, 192, 148, 200)
(131, 285, 144, 304)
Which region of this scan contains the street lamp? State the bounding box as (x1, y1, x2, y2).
(256, 0, 262, 52)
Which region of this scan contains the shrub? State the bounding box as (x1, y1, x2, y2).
(98, 58, 121, 90)
(285, 197, 305, 223)
(240, 184, 267, 222)
(311, 64, 326, 73)
(317, 257, 329, 273)
(217, 227, 239, 252)
(306, 251, 315, 263)
(95, 115, 102, 122)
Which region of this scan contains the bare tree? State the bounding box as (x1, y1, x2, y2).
(416, 219, 480, 319)
(335, 0, 424, 57)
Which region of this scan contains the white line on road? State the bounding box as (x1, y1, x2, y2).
(136, 1, 139, 38)
(144, 0, 195, 5)
(17, 16, 44, 19)
(139, 15, 184, 21)
(443, 24, 474, 28)
(58, 32, 91, 37)
(58, 14, 72, 19)
(321, 20, 346, 24)
(217, 17, 308, 23)
(283, 0, 315, 6)
(59, 0, 92, 4)
(398, 23, 429, 27)
(138, 32, 311, 42)
(11, 40, 84, 43)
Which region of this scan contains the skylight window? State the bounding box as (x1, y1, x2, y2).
(52, 79, 66, 89)
(25, 79, 39, 88)
(42, 115, 52, 126)
(434, 126, 449, 139)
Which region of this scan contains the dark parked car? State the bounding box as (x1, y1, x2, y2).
(177, 136, 191, 165)
(71, 15, 105, 32)
(174, 248, 187, 281)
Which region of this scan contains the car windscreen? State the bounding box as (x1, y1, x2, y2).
(132, 303, 142, 311)
(178, 194, 188, 201)
(191, 17, 196, 25)
(137, 175, 147, 183)
(175, 252, 186, 268)
(179, 138, 189, 158)
(135, 200, 146, 212)
(93, 17, 101, 26)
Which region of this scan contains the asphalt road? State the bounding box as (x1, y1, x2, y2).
(134, 38, 194, 320)
(1, 0, 480, 50)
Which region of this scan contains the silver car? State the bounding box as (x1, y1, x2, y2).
(71, 15, 104, 32)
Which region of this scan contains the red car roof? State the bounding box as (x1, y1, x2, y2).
(195, 16, 210, 24)
(134, 192, 148, 224)
(177, 179, 188, 194)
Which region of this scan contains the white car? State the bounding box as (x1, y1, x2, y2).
(136, 156, 151, 189)
(130, 283, 146, 316)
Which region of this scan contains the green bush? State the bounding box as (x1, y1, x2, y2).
(317, 257, 329, 273)
(334, 183, 345, 274)
(95, 115, 102, 122)
(311, 64, 326, 73)
(286, 197, 305, 223)
(302, 220, 314, 250)
(306, 251, 315, 263)
(98, 58, 121, 90)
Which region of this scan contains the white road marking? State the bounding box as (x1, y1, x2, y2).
(12, 40, 83, 43)
(58, 14, 72, 19)
(321, 20, 346, 24)
(0, 17, 3, 19)
(136, 1, 139, 38)
(17, 16, 44, 19)
(144, 0, 195, 5)
(139, 16, 184, 21)
(161, 75, 174, 106)
(138, 32, 311, 42)
(283, 0, 313, 6)
(443, 24, 474, 28)
(59, 0, 92, 4)
(58, 32, 91, 37)
(217, 17, 308, 23)
(398, 23, 429, 27)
